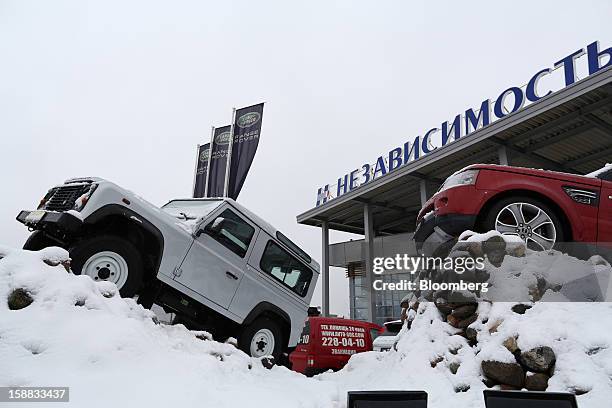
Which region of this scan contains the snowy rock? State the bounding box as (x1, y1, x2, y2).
(511, 304, 532, 314)
(482, 235, 506, 267)
(502, 336, 519, 354)
(481, 361, 525, 388)
(7, 288, 33, 310)
(520, 346, 556, 373)
(525, 372, 549, 391)
(450, 304, 477, 319)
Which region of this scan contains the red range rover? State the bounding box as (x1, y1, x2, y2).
(414, 164, 612, 255)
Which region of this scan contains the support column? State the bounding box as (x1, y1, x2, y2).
(419, 179, 428, 207)
(363, 203, 376, 323)
(498, 145, 509, 166)
(321, 221, 330, 317)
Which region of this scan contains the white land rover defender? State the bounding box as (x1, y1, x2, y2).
(17, 177, 319, 360)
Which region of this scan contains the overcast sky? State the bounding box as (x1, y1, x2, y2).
(1, 0, 611, 316)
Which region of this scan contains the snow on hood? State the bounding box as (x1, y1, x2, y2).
(2, 245, 612, 407)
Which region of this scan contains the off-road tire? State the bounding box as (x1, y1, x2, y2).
(70, 235, 144, 298)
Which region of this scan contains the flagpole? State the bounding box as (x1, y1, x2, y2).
(204, 126, 215, 197)
(223, 107, 236, 198)
(192, 144, 200, 197)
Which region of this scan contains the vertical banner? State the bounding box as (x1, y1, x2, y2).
(207, 125, 231, 197)
(227, 103, 264, 200)
(193, 143, 210, 198)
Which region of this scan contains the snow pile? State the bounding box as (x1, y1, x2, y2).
(322, 300, 612, 407)
(0, 246, 336, 408)
(2, 244, 612, 408)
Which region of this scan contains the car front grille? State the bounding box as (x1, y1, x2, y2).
(43, 183, 92, 212)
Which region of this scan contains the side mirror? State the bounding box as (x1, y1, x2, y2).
(195, 216, 225, 237)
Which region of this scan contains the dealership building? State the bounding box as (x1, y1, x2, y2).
(297, 42, 612, 325)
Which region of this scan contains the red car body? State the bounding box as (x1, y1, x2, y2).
(414, 164, 612, 252)
(289, 316, 382, 376)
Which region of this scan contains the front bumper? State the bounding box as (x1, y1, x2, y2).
(16, 210, 83, 236)
(414, 213, 477, 255)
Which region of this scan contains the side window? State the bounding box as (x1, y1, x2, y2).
(260, 241, 313, 297)
(204, 209, 255, 258)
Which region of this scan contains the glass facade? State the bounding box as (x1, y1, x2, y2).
(349, 265, 413, 326)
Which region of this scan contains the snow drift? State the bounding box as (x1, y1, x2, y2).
(2, 242, 612, 408)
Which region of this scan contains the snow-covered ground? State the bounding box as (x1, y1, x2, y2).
(2, 245, 612, 407)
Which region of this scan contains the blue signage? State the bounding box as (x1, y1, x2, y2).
(316, 41, 611, 206)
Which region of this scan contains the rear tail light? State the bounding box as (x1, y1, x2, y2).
(307, 355, 315, 367)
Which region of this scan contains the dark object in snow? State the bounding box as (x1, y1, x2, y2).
(482, 235, 506, 267)
(449, 362, 460, 374)
(8, 288, 33, 310)
(450, 304, 477, 319)
(525, 372, 550, 391)
(520, 346, 556, 373)
(481, 360, 525, 388)
(465, 327, 478, 342)
(511, 304, 532, 314)
(261, 356, 275, 369)
(454, 384, 470, 393)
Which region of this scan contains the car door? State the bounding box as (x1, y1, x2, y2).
(598, 179, 612, 250)
(176, 205, 258, 309)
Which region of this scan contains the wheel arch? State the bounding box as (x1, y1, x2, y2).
(242, 302, 292, 350)
(82, 204, 164, 280)
(475, 189, 573, 241)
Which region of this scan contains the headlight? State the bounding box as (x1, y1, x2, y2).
(438, 169, 479, 192)
(73, 184, 98, 211)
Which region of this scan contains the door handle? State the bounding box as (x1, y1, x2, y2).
(225, 271, 239, 280)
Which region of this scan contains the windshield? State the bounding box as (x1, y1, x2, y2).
(161, 200, 222, 221)
(585, 163, 612, 180)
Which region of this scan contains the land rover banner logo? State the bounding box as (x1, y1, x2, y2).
(237, 112, 261, 128)
(227, 102, 264, 200)
(193, 142, 210, 198)
(214, 131, 231, 145)
(207, 125, 231, 198)
(199, 149, 209, 162)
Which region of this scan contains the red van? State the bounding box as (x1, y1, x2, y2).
(289, 316, 382, 376)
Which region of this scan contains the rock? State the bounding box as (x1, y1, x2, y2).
(511, 304, 532, 314)
(507, 242, 526, 257)
(7, 288, 33, 310)
(430, 356, 444, 368)
(451, 304, 478, 319)
(465, 327, 478, 342)
(520, 346, 556, 373)
(449, 362, 460, 374)
(447, 314, 460, 328)
(503, 337, 519, 354)
(483, 236, 507, 267)
(435, 299, 454, 316)
(525, 372, 549, 391)
(568, 387, 591, 396)
(457, 314, 478, 329)
(482, 377, 497, 388)
(481, 361, 525, 388)
(454, 384, 470, 393)
(489, 320, 503, 333)
(261, 356, 275, 369)
(500, 384, 521, 391)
